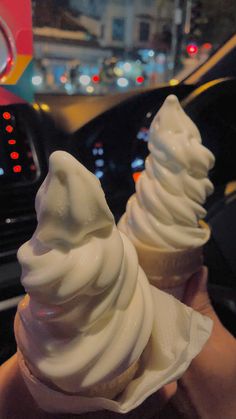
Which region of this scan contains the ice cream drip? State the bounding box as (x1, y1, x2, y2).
(15, 151, 153, 394)
(120, 95, 215, 249)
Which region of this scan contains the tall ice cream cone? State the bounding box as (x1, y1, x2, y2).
(118, 95, 215, 298)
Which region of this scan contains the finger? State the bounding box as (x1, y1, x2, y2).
(159, 381, 177, 402)
(183, 266, 208, 306)
(183, 267, 216, 318)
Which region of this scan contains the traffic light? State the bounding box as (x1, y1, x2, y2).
(186, 43, 198, 56)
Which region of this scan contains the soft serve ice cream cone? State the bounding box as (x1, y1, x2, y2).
(118, 95, 215, 297)
(15, 151, 154, 403)
(13, 150, 213, 416)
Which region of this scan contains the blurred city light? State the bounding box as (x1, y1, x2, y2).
(60, 75, 67, 84)
(117, 77, 129, 87)
(148, 50, 155, 57)
(136, 76, 144, 84)
(202, 42, 212, 50)
(114, 66, 123, 77)
(186, 43, 198, 55)
(79, 75, 91, 86)
(32, 75, 43, 86)
(123, 62, 132, 72)
(86, 86, 94, 93)
(92, 74, 100, 83)
(65, 83, 74, 94)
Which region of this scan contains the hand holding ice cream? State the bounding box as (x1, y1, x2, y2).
(13, 150, 212, 416)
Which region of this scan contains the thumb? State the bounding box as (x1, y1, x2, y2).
(183, 267, 217, 321)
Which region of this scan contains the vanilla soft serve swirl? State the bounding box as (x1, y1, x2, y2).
(119, 95, 215, 249)
(15, 151, 153, 393)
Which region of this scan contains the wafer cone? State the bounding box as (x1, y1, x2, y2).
(78, 359, 140, 400)
(119, 216, 210, 299)
(18, 349, 140, 401)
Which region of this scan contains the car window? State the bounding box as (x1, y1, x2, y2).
(32, 0, 236, 95)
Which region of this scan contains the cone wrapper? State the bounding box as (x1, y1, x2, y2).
(18, 287, 212, 415)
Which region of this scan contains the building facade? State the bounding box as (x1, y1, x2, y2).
(69, 0, 170, 51)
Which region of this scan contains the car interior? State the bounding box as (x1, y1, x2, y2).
(1, 25, 236, 369)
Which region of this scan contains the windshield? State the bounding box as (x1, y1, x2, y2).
(32, 0, 236, 95)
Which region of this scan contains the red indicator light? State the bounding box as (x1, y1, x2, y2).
(10, 151, 19, 159)
(136, 76, 144, 84)
(6, 125, 13, 133)
(186, 44, 198, 55)
(30, 164, 36, 171)
(13, 165, 22, 173)
(95, 142, 103, 148)
(92, 75, 100, 83)
(3, 112, 11, 120)
(133, 172, 142, 182)
(8, 139, 16, 145)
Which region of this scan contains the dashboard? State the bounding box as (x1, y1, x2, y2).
(1, 78, 236, 364)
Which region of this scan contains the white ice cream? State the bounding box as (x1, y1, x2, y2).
(119, 95, 215, 250)
(15, 151, 153, 394)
